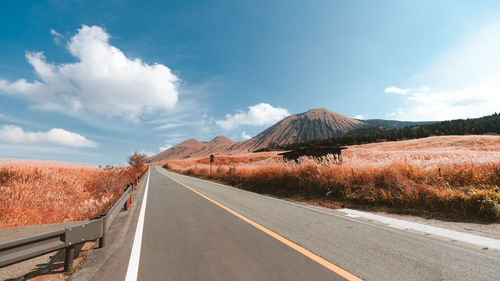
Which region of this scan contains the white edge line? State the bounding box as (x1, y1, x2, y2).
(125, 167, 151, 281)
(338, 209, 500, 250)
(165, 169, 500, 251)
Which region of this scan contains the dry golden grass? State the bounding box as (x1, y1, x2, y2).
(166, 136, 500, 221)
(0, 159, 145, 228)
(343, 135, 500, 168)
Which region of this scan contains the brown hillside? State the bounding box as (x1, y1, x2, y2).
(148, 136, 238, 162)
(192, 136, 236, 157)
(237, 108, 365, 150)
(149, 108, 366, 162)
(147, 138, 205, 162)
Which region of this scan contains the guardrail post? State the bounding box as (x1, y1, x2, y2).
(99, 216, 107, 248)
(64, 245, 76, 271)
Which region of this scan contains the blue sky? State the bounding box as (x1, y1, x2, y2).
(0, 1, 499, 165)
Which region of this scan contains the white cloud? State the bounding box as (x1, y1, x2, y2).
(406, 87, 497, 120)
(50, 29, 62, 37)
(0, 125, 97, 148)
(352, 114, 366, 120)
(153, 123, 184, 130)
(216, 103, 289, 130)
(50, 29, 62, 44)
(241, 131, 251, 140)
(386, 109, 403, 117)
(387, 21, 500, 121)
(384, 86, 409, 95)
(139, 149, 156, 157)
(159, 143, 172, 151)
(0, 25, 179, 120)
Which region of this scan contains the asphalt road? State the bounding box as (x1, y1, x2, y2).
(78, 166, 500, 281)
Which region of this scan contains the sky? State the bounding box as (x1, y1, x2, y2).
(0, 0, 499, 165)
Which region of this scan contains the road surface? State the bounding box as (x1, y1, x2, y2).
(76, 166, 500, 281)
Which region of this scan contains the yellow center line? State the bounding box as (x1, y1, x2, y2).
(157, 168, 363, 281)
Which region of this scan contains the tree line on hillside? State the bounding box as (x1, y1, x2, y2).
(256, 113, 499, 151)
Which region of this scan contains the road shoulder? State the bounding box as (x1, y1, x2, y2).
(70, 174, 147, 281)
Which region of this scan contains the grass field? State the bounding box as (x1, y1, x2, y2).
(165, 136, 500, 221)
(0, 159, 145, 228)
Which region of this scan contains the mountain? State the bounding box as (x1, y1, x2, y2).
(279, 113, 500, 150)
(147, 108, 443, 162)
(147, 136, 237, 162)
(195, 136, 235, 155)
(361, 119, 436, 129)
(236, 108, 365, 150)
(147, 138, 205, 162)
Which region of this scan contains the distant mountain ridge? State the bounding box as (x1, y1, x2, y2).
(148, 138, 205, 162)
(236, 108, 365, 150)
(361, 119, 436, 129)
(277, 113, 499, 150)
(147, 108, 438, 162)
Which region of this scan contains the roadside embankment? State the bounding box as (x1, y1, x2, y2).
(165, 136, 500, 222)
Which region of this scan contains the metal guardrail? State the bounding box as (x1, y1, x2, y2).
(0, 168, 147, 271)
